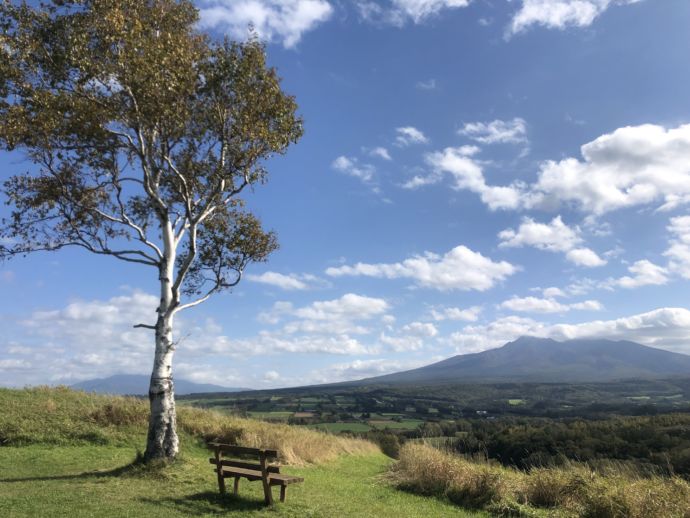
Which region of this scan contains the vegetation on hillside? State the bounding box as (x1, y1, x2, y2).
(391, 443, 690, 517)
(0, 388, 482, 517)
(0, 387, 376, 465)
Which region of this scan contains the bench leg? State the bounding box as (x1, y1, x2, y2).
(233, 477, 240, 495)
(216, 470, 226, 495)
(262, 479, 274, 505)
(280, 485, 287, 503)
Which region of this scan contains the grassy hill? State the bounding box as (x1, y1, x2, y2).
(1, 387, 688, 517)
(0, 387, 481, 517)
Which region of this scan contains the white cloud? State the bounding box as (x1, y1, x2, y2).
(356, 0, 470, 26)
(509, 0, 641, 36)
(422, 124, 690, 216)
(446, 307, 690, 355)
(332, 155, 376, 183)
(430, 305, 482, 322)
(606, 260, 669, 289)
(445, 315, 545, 353)
(499, 216, 606, 267)
(665, 215, 690, 279)
(500, 296, 603, 313)
(307, 357, 428, 384)
(264, 370, 280, 381)
(198, 0, 333, 48)
(368, 146, 392, 161)
(459, 118, 528, 145)
(293, 293, 389, 321)
(326, 245, 517, 291)
(422, 146, 524, 210)
(395, 126, 429, 147)
(565, 248, 607, 267)
(247, 271, 322, 290)
(402, 321, 438, 337)
(527, 124, 690, 215)
(378, 321, 438, 351)
(255, 293, 390, 336)
(543, 287, 566, 298)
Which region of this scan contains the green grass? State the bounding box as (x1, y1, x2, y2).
(248, 411, 294, 419)
(507, 399, 526, 406)
(309, 422, 372, 433)
(0, 443, 483, 517)
(368, 419, 424, 430)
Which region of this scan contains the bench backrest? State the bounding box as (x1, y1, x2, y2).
(210, 443, 280, 474)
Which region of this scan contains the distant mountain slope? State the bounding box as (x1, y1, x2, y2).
(351, 337, 690, 385)
(71, 374, 250, 395)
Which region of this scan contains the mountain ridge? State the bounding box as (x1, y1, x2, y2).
(71, 374, 250, 395)
(344, 336, 690, 385)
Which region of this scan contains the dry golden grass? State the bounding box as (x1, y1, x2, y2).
(178, 405, 377, 465)
(390, 443, 690, 517)
(0, 387, 377, 465)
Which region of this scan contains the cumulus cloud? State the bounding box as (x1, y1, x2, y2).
(247, 271, 323, 290)
(606, 260, 669, 289)
(395, 126, 429, 147)
(0, 291, 163, 386)
(508, 0, 641, 36)
(446, 307, 690, 355)
(459, 118, 528, 145)
(430, 305, 482, 322)
(498, 216, 606, 267)
(326, 245, 517, 291)
(527, 124, 690, 215)
(306, 357, 429, 384)
(419, 146, 525, 210)
(500, 296, 603, 313)
(379, 321, 438, 352)
(254, 293, 390, 337)
(198, 0, 333, 48)
(356, 0, 470, 26)
(417, 124, 690, 216)
(665, 215, 690, 279)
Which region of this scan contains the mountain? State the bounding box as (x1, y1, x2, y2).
(349, 337, 690, 385)
(71, 374, 250, 396)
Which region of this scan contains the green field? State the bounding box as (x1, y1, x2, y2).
(309, 422, 372, 433)
(0, 444, 483, 518)
(368, 419, 424, 430)
(248, 411, 294, 420)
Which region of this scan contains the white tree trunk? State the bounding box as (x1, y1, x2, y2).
(144, 220, 179, 461)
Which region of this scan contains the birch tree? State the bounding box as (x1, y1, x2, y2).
(0, 0, 302, 461)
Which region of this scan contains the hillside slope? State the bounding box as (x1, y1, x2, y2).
(351, 336, 690, 385)
(0, 388, 480, 517)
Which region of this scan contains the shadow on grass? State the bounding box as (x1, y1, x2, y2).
(0, 454, 176, 483)
(140, 491, 268, 514)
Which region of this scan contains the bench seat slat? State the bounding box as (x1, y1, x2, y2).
(210, 443, 278, 458)
(214, 465, 304, 486)
(209, 458, 280, 473)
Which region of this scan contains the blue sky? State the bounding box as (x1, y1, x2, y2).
(3, 0, 690, 389)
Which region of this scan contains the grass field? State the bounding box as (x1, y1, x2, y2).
(0, 442, 483, 517)
(309, 422, 372, 433)
(0, 387, 485, 517)
(368, 419, 424, 430)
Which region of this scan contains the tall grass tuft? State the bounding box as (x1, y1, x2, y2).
(0, 387, 377, 465)
(391, 443, 690, 517)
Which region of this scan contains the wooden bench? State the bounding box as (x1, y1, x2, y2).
(209, 443, 304, 504)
